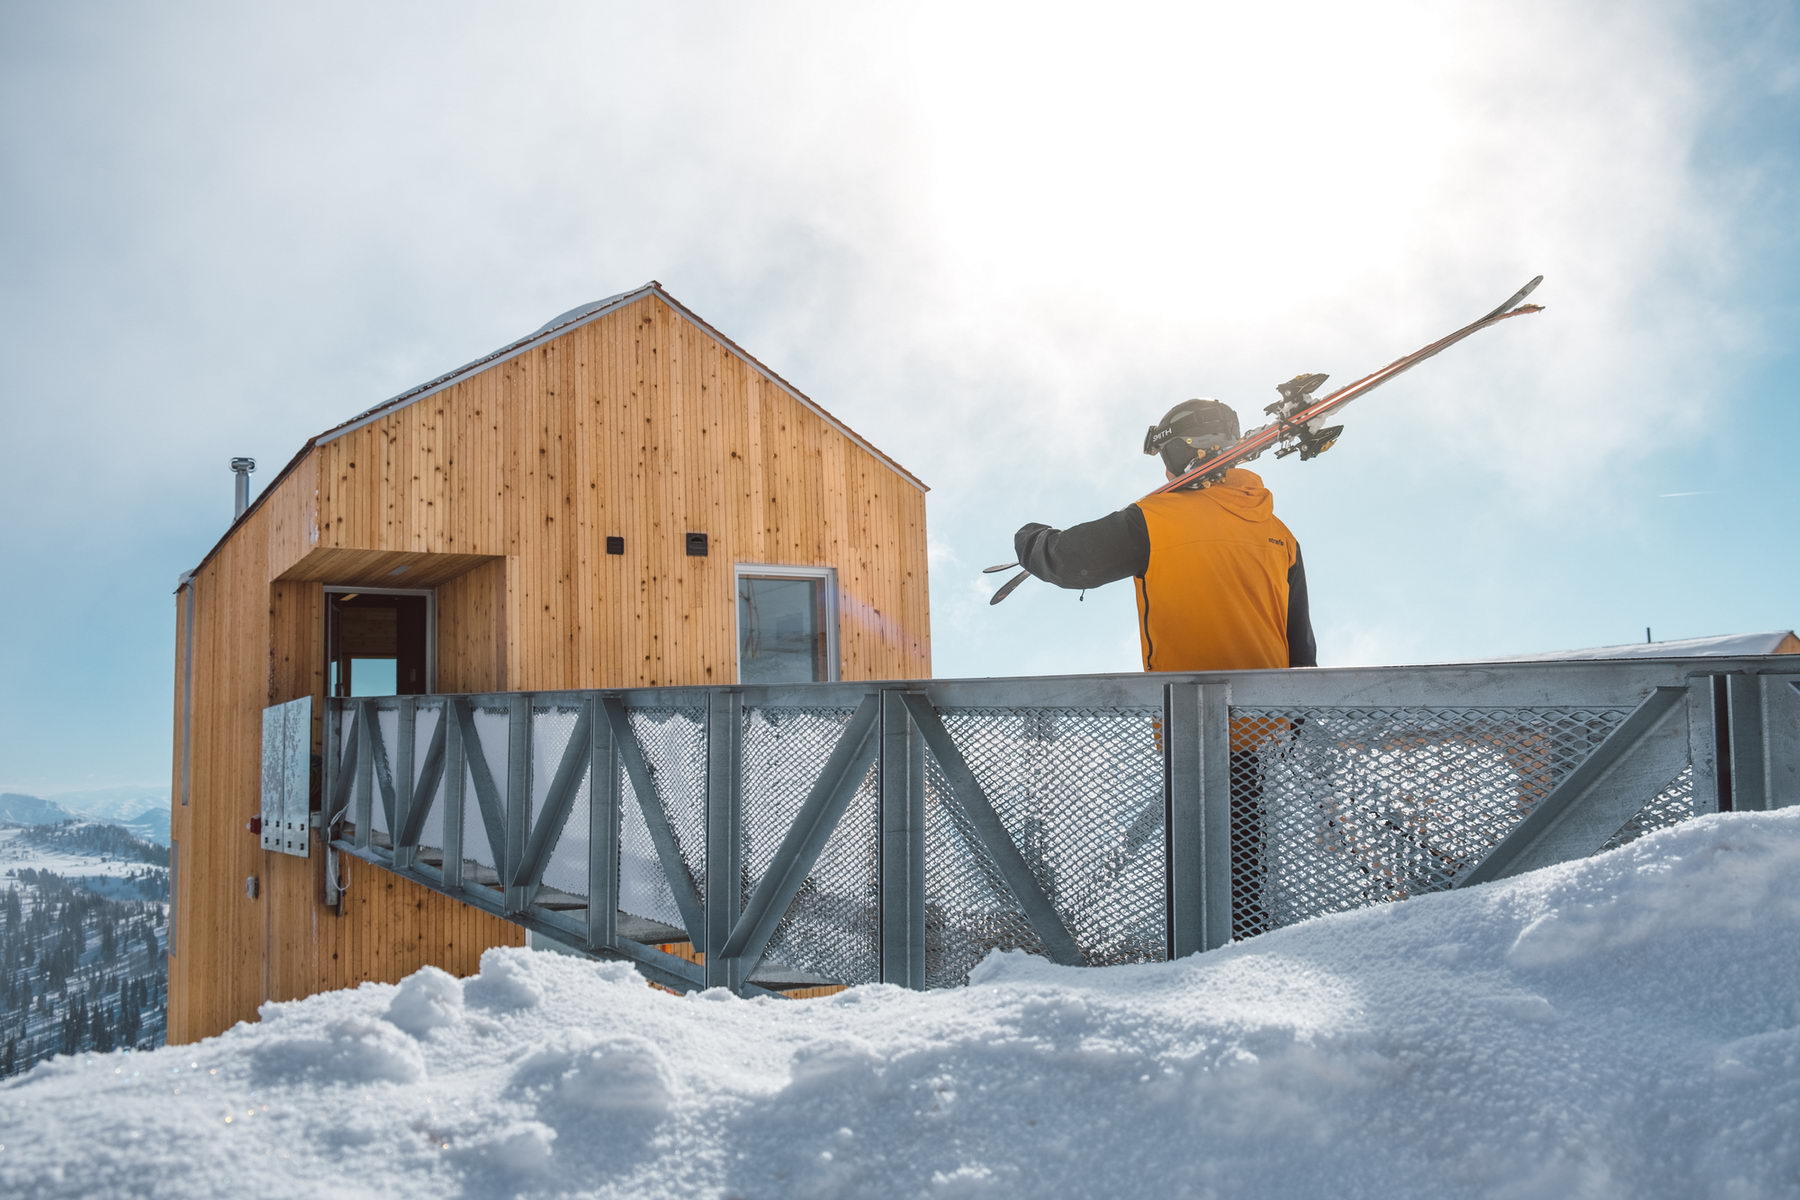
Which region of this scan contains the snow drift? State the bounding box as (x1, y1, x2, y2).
(3, 808, 1797, 1199)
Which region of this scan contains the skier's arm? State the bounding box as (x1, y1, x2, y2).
(1287, 544, 1318, 668)
(1013, 506, 1150, 590)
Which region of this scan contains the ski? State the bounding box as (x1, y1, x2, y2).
(990, 276, 1545, 604)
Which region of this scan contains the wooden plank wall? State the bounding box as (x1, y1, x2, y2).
(170, 489, 522, 1043)
(169, 511, 279, 1041)
(172, 292, 928, 1041)
(437, 559, 507, 692)
(313, 294, 931, 688)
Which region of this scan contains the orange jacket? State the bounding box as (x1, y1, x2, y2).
(1013, 467, 1315, 671)
(1133, 469, 1302, 671)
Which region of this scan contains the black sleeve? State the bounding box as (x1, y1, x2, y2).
(1013, 505, 1150, 590)
(1286, 542, 1318, 668)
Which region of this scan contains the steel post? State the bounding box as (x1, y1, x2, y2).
(1166, 681, 1234, 958)
(443, 699, 466, 893)
(587, 697, 619, 951)
(504, 695, 533, 914)
(879, 689, 927, 988)
(703, 690, 744, 991)
(394, 698, 417, 869)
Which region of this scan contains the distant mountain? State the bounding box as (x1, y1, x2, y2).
(0, 793, 78, 825)
(0, 790, 171, 845)
(48, 786, 169, 824)
(118, 808, 171, 847)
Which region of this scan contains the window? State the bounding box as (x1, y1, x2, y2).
(324, 587, 435, 697)
(735, 566, 837, 684)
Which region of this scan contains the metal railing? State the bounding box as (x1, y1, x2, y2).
(313, 658, 1800, 995)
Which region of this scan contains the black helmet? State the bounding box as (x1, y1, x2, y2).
(1143, 398, 1240, 475)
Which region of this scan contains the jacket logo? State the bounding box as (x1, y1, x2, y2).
(1268, 537, 1287, 547)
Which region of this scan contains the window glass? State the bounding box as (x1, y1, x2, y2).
(738, 576, 827, 683)
(331, 657, 397, 697)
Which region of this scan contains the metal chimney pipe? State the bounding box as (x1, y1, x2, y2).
(231, 457, 256, 518)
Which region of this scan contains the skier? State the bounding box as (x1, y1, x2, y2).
(1012, 398, 1317, 672)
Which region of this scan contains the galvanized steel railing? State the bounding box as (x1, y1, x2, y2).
(311, 658, 1800, 995)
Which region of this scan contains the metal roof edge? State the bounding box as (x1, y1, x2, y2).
(313, 282, 662, 448)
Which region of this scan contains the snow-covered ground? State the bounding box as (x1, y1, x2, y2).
(3, 808, 1797, 1200)
(0, 826, 156, 885)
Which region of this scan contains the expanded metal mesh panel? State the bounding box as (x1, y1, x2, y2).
(411, 705, 446, 854)
(616, 706, 707, 931)
(533, 705, 592, 900)
(332, 706, 354, 764)
(327, 707, 354, 833)
(456, 704, 511, 883)
(1230, 706, 1631, 938)
(372, 703, 400, 841)
(739, 707, 879, 985)
(922, 706, 1166, 989)
(1603, 765, 1697, 851)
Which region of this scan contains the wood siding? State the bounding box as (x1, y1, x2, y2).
(170, 292, 929, 1041)
(313, 295, 930, 687)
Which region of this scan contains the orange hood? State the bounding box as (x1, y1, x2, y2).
(1194, 468, 1274, 523)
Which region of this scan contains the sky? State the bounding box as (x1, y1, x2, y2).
(2, 1, 1798, 794)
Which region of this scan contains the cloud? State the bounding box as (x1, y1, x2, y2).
(0, 0, 1788, 787)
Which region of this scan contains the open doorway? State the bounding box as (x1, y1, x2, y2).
(325, 587, 435, 697)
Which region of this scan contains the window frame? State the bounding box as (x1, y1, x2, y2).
(732, 563, 840, 685)
(323, 585, 438, 696)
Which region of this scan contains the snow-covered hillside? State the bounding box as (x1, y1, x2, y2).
(2, 808, 1796, 1200)
(0, 824, 169, 1075)
(0, 787, 171, 845)
(0, 794, 77, 826)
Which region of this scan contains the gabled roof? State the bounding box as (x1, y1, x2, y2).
(182, 283, 924, 586)
(310, 282, 923, 492)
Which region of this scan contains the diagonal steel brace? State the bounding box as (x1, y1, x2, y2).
(721, 695, 881, 968)
(899, 692, 1084, 965)
(601, 696, 705, 940)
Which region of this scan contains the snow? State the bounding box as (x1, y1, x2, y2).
(3, 809, 1799, 1199)
(0, 826, 164, 890)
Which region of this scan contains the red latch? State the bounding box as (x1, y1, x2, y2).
(248, 816, 263, 835)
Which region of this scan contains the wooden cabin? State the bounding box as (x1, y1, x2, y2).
(168, 283, 931, 1043)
